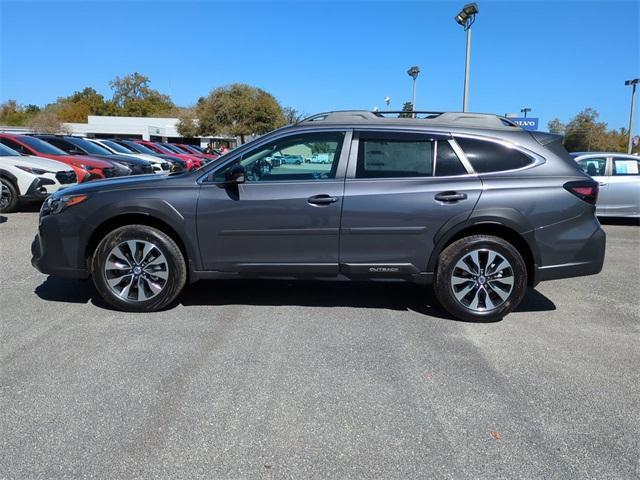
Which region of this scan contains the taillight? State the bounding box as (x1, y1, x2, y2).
(564, 180, 599, 205)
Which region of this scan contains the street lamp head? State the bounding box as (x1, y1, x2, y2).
(625, 78, 640, 86)
(407, 66, 420, 80)
(455, 3, 478, 28)
(454, 11, 468, 25)
(462, 3, 479, 15)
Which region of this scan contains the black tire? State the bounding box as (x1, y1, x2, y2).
(91, 225, 187, 312)
(0, 178, 19, 213)
(433, 235, 527, 322)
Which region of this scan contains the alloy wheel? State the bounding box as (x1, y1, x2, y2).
(0, 188, 11, 210)
(103, 240, 169, 302)
(450, 248, 515, 312)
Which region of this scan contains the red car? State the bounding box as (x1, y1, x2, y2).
(0, 134, 125, 182)
(133, 140, 201, 170)
(175, 143, 219, 160)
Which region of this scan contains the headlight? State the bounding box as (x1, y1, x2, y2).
(79, 164, 93, 171)
(16, 165, 50, 175)
(47, 194, 89, 214)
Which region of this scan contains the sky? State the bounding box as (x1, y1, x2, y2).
(1, 0, 639, 133)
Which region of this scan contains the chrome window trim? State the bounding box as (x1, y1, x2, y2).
(447, 138, 475, 175)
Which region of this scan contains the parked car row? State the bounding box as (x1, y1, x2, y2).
(0, 133, 219, 212)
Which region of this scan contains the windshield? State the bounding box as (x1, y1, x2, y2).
(101, 140, 133, 154)
(122, 141, 155, 154)
(0, 142, 20, 156)
(152, 144, 173, 153)
(19, 136, 68, 155)
(164, 144, 187, 154)
(66, 137, 112, 155)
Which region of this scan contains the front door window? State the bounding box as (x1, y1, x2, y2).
(216, 132, 345, 183)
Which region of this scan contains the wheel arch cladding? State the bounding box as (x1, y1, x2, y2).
(428, 221, 538, 287)
(0, 169, 20, 194)
(86, 213, 191, 273)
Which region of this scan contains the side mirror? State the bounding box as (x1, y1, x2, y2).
(224, 164, 246, 184)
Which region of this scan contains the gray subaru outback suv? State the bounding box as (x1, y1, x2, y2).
(32, 111, 605, 321)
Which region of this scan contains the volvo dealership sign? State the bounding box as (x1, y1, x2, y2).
(510, 117, 539, 131)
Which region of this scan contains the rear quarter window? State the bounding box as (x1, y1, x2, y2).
(455, 137, 533, 173)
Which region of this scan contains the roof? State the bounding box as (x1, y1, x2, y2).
(296, 110, 522, 131)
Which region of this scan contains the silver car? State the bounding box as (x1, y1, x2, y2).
(572, 152, 640, 218)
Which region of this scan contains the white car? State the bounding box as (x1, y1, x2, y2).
(87, 139, 171, 173)
(572, 152, 640, 218)
(0, 143, 77, 213)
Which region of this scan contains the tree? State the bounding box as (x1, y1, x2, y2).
(55, 87, 110, 122)
(0, 100, 38, 125)
(399, 102, 414, 118)
(552, 108, 632, 153)
(176, 108, 199, 138)
(547, 118, 565, 135)
(283, 106, 305, 124)
(195, 83, 286, 143)
(28, 110, 69, 134)
(109, 72, 174, 117)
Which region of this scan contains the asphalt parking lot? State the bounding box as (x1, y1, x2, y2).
(1, 211, 638, 479)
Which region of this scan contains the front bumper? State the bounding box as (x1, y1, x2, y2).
(31, 212, 90, 279)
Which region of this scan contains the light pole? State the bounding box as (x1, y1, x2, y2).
(407, 67, 420, 116)
(521, 107, 532, 118)
(625, 78, 639, 154)
(455, 3, 479, 112)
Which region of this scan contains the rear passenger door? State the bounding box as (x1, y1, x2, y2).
(339, 130, 482, 276)
(607, 156, 640, 217)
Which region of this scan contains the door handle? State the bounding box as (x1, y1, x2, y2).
(599, 182, 607, 187)
(308, 194, 338, 205)
(435, 191, 467, 202)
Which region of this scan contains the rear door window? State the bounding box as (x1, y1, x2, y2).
(455, 137, 533, 173)
(612, 157, 640, 176)
(356, 132, 434, 178)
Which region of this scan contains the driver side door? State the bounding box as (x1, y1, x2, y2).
(196, 130, 351, 275)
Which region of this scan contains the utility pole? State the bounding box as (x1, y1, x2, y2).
(455, 3, 479, 112)
(407, 66, 420, 117)
(625, 78, 639, 154)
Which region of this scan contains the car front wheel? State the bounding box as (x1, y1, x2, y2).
(0, 178, 19, 213)
(91, 225, 187, 312)
(434, 235, 527, 322)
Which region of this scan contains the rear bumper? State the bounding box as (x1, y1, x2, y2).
(534, 226, 606, 283)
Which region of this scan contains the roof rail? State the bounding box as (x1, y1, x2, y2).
(373, 110, 445, 118)
(297, 110, 521, 130)
(299, 111, 380, 123)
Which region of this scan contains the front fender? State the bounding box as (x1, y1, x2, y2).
(81, 196, 201, 272)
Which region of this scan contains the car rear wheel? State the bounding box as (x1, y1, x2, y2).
(91, 225, 187, 312)
(0, 178, 19, 213)
(433, 235, 527, 322)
